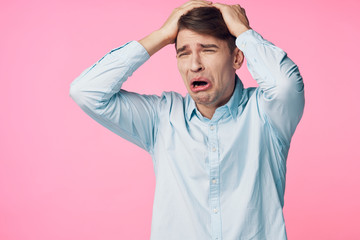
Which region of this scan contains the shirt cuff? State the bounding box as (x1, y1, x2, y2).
(235, 29, 267, 52)
(101, 41, 150, 72)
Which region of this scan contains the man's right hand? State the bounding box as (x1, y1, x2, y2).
(159, 0, 213, 44)
(139, 0, 212, 56)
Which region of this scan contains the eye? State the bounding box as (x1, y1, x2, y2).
(178, 52, 190, 58)
(203, 49, 216, 53)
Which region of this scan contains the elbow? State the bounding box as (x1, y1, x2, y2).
(277, 60, 304, 96)
(275, 66, 305, 115)
(280, 73, 304, 96)
(69, 83, 88, 109)
(279, 56, 304, 92)
(69, 84, 76, 99)
(69, 84, 80, 103)
(69, 82, 105, 115)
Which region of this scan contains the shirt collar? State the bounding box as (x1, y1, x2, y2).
(185, 74, 244, 121)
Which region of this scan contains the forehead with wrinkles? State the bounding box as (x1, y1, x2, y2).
(176, 29, 230, 55)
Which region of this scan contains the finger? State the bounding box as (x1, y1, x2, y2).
(181, 0, 212, 8)
(185, 1, 212, 8)
(180, 1, 213, 13)
(212, 3, 224, 8)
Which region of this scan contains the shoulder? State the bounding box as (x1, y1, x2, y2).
(160, 91, 184, 99)
(158, 91, 185, 108)
(239, 86, 257, 106)
(236, 86, 264, 118)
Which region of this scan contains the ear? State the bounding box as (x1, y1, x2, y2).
(232, 48, 244, 70)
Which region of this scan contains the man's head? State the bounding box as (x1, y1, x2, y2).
(175, 7, 244, 118)
(176, 6, 236, 54)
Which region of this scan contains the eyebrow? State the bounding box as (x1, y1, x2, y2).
(199, 44, 219, 49)
(176, 45, 187, 54)
(176, 44, 219, 55)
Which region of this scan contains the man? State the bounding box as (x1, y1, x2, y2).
(70, 1, 305, 239)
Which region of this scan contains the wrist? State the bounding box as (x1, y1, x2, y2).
(234, 26, 251, 38)
(155, 28, 174, 45)
(139, 29, 171, 56)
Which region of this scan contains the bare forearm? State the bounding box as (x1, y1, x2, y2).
(138, 29, 171, 57)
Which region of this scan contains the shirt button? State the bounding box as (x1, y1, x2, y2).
(212, 147, 216, 152)
(241, 43, 246, 48)
(212, 179, 217, 184)
(213, 208, 218, 213)
(210, 125, 215, 130)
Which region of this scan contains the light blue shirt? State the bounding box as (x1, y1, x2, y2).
(70, 30, 304, 240)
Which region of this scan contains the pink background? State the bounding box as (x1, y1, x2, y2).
(1, 0, 359, 239)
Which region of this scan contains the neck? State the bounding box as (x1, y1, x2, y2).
(196, 104, 217, 119)
(195, 76, 237, 120)
(196, 91, 234, 120)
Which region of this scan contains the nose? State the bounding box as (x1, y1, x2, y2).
(190, 53, 204, 73)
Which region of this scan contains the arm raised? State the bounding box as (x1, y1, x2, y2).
(214, 3, 304, 144)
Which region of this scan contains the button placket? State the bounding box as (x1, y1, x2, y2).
(208, 123, 222, 240)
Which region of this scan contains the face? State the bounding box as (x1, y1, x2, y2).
(176, 29, 242, 111)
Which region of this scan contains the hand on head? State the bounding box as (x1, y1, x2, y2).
(160, 0, 251, 45)
(139, 1, 251, 56)
(159, 0, 213, 44)
(212, 3, 251, 37)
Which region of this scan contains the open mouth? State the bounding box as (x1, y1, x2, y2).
(192, 81, 208, 87)
(190, 77, 211, 92)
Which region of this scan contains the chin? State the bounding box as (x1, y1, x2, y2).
(192, 94, 214, 106)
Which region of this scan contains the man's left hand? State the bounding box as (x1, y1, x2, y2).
(212, 3, 251, 37)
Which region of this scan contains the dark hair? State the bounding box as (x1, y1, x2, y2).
(176, 7, 236, 53)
